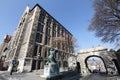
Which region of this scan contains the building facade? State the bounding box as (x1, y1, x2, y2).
(0, 4, 74, 72)
(0, 35, 12, 56)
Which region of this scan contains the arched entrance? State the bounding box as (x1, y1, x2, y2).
(76, 62, 81, 73)
(85, 55, 107, 74)
(77, 46, 118, 75)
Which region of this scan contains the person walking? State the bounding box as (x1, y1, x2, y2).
(10, 58, 19, 75)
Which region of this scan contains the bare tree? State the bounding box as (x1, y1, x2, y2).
(50, 36, 76, 53)
(50, 36, 65, 49)
(72, 37, 80, 53)
(89, 0, 120, 47)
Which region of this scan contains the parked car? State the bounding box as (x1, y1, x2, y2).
(93, 69, 99, 73)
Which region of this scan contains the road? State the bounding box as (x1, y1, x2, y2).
(70, 73, 120, 80)
(0, 71, 120, 80)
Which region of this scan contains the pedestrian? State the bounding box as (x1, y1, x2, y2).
(10, 58, 19, 75)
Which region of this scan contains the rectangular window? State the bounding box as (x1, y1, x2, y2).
(37, 23, 43, 32)
(57, 26, 60, 37)
(46, 17, 51, 27)
(33, 45, 38, 56)
(46, 26, 51, 36)
(45, 36, 47, 45)
(39, 46, 42, 56)
(63, 43, 65, 50)
(44, 48, 49, 58)
(45, 25, 51, 45)
(39, 10, 45, 23)
(35, 33, 43, 43)
(45, 36, 50, 45)
(52, 31, 56, 37)
(57, 42, 61, 49)
(44, 48, 47, 58)
(52, 24, 56, 37)
(62, 29, 64, 37)
(47, 36, 50, 45)
(62, 53, 64, 60)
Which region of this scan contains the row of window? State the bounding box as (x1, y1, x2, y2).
(33, 45, 70, 60)
(38, 10, 72, 38)
(36, 25, 72, 44)
(35, 32, 72, 52)
(35, 10, 73, 52)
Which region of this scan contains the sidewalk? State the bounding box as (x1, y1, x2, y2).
(0, 70, 81, 80)
(1, 71, 120, 80)
(0, 71, 42, 80)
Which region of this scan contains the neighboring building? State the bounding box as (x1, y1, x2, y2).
(0, 4, 74, 72)
(0, 35, 12, 56)
(0, 35, 12, 70)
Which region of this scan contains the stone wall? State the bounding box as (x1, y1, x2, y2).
(77, 46, 118, 75)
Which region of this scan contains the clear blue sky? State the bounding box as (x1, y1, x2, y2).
(0, 0, 114, 51)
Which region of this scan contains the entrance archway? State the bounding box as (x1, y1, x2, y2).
(76, 62, 81, 73)
(77, 46, 118, 75)
(85, 55, 107, 74)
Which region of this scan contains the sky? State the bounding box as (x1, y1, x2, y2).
(0, 0, 115, 52)
(88, 57, 102, 61)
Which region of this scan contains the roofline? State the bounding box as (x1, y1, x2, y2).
(30, 4, 73, 36)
